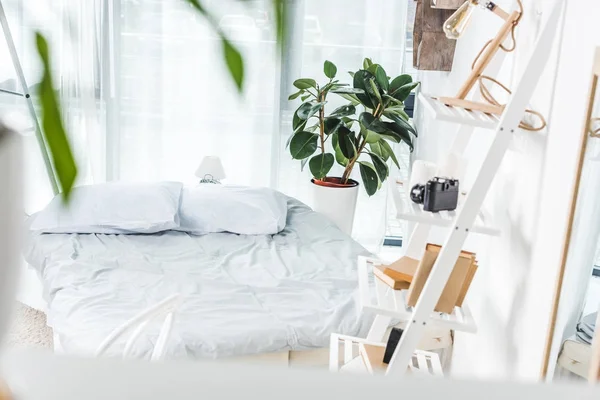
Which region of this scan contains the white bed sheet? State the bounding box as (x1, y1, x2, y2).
(24, 196, 373, 360)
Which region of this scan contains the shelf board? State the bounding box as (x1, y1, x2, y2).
(391, 180, 500, 237)
(357, 257, 478, 333)
(418, 92, 501, 129)
(330, 334, 443, 377)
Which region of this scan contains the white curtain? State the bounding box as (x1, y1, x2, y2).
(0, 0, 102, 213)
(1, 0, 413, 245)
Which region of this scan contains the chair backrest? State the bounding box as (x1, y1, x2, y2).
(95, 294, 182, 361)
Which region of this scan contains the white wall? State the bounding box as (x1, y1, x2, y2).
(413, 0, 600, 381)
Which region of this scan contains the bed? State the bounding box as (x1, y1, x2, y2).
(24, 192, 374, 363)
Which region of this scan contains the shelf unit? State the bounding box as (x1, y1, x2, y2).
(391, 180, 500, 236)
(329, 334, 443, 377)
(357, 257, 477, 333)
(328, 0, 562, 378)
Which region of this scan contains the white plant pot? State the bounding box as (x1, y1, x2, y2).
(310, 178, 359, 235)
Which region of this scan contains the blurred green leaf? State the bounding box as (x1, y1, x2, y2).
(35, 33, 77, 200)
(289, 131, 318, 159)
(324, 60, 337, 79)
(222, 38, 244, 92)
(309, 153, 334, 179)
(363, 58, 373, 69)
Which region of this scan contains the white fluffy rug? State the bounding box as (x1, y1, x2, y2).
(4, 302, 53, 349)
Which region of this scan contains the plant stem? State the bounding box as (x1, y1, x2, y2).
(319, 92, 325, 155)
(341, 105, 384, 184)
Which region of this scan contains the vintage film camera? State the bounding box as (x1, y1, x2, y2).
(410, 177, 459, 212)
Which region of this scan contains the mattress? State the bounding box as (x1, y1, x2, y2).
(24, 196, 373, 360)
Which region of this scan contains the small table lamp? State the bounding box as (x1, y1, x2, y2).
(195, 156, 226, 184)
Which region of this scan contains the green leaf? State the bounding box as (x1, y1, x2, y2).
(297, 101, 325, 120)
(369, 153, 389, 181)
(289, 131, 318, 159)
(35, 32, 77, 200)
(368, 78, 383, 105)
(363, 58, 373, 69)
(293, 78, 317, 90)
(360, 124, 381, 144)
(348, 71, 355, 78)
(383, 94, 404, 106)
(332, 134, 349, 167)
(385, 112, 418, 136)
(359, 112, 386, 133)
(324, 60, 337, 79)
(324, 118, 343, 135)
(384, 106, 410, 122)
(353, 70, 377, 109)
(374, 65, 389, 92)
(222, 38, 244, 92)
(389, 74, 413, 94)
(305, 124, 320, 133)
(330, 87, 365, 95)
(380, 139, 400, 169)
(369, 142, 385, 159)
(336, 92, 361, 106)
(391, 81, 420, 102)
(293, 108, 307, 134)
(328, 104, 356, 118)
(309, 153, 334, 179)
(382, 122, 413, 150)
(337, 126, 356, 159)
(288, 90, 304, 100)
(300, 94, 311, 102)
(358, 161, 379, 196)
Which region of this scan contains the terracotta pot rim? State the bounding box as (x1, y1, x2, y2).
(311, 177, 359, 188)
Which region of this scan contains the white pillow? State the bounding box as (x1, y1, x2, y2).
(178, 185, 287, 235)
(30, 181, 183, 234)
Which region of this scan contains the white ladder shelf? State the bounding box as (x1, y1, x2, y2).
(329, 0, 562, 378)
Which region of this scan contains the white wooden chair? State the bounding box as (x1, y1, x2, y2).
(95, 294, 182, 361)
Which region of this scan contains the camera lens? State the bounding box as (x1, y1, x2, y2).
(410, 184, 425, 204)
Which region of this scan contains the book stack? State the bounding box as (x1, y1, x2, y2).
(373, 243, 478, 314)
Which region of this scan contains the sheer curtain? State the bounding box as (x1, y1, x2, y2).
(2, 0, 413, 246)
(0, 0, 102, 213)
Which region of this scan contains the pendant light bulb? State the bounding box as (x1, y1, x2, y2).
(443, 0, 478, 40)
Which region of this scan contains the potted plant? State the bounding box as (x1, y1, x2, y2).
(287, 58, 419, 234)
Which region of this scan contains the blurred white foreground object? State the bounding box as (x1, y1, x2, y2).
(95, 294, 182, 361)
(0, 123, 22, 351)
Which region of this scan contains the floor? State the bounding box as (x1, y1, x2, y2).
(4, 302, 53, 350)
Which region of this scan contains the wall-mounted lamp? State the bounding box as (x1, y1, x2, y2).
(444, 1, 509, 40)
